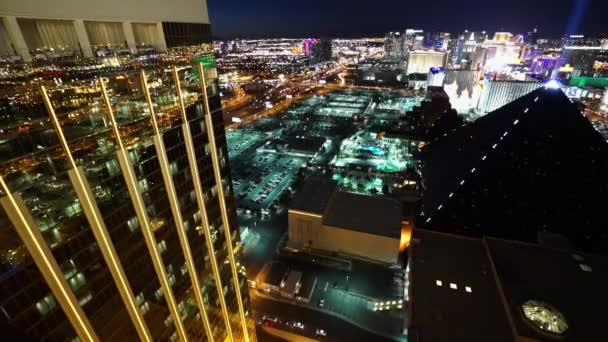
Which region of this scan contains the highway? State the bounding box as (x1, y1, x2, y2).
(221, 64, 347, 128)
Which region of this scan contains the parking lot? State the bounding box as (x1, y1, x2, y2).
(226, 130, 267, 160)
(232, 152, 305, 212)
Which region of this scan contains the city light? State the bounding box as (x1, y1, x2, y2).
(0, 1, 606, 341)
(544, 80, 562, 89)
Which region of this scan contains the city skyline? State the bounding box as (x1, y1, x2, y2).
(209, 0, 606, 38)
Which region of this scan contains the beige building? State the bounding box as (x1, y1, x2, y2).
(288, 177, 403, 264)
(0, 0, 211, 61)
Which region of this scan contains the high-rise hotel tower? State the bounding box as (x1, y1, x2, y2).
(0, 1, 256, 341)
(0, 57, 257, 342)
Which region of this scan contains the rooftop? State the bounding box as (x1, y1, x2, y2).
(408, 229, 513, 342)
(289, 176, 337, 215)
(409, 229, 608, 342)
(323, 192, 401, 239)
(486, 237, 608, 341)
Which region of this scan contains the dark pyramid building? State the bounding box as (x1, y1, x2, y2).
(419, 86, 608, 253)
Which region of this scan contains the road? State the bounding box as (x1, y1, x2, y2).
(251, 291, 394, 342)
(222, 64, 347, 128)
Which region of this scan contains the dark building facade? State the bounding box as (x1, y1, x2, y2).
(311, 39, 333, 64)
(0, 58, 256, 341)
(419, 87, 608, 253)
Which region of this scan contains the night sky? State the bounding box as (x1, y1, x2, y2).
(208, 0, 606, 39)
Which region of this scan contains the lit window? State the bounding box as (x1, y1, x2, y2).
(164, 315, 173, 328)
(127, 216, 139, 233)
(157, 240, 167, 253)
(169, 161, 178, 175)
(465, 286, 472, 293)
(450, 283, 457, 290)
(135, 293, 144, 306)
(436, 280, 442, 286)
(579, 264, 592, 272)
(36, 295, 56, 316)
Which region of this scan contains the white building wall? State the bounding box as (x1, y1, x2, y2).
(287, 210, 400, 264)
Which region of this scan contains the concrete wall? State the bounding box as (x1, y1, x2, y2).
(288, 210, 400, 264)
(288, 210, 323, 246)
(319, 225, 400, 264)
(0, 0, 209, 24)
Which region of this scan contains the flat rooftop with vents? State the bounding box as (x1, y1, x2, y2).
(288, 176, 404, 264)
(407, 229, 607, 342)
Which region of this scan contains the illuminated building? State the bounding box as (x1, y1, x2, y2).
(425, 32, 451, 51)
(593, 49, 608, 77)
(526, 27, 539, 45)
(356, 59, 405, 86)
(406, 50, 447, 75)
(561, 35, 608, 76)
(0, 57, 256, 341)
(406, 228, 606, 342)
(441, 70, 483, 116)
(384, 31, 406, 60)
(452, 31, 487, 69)
(530, 56, 564, 79)
(287, 177, 403, 264)
(492, 32, 513, 42)
(0, 0, 212, 62)
(311, 39, 332, 64)
(405, 29, 424, 51)
(477, 79, 541, 113)
(480, 33, 524, 72)
(419, 87, 608, 253)
(304, 38, 314, 56)
(427, 67, 446, 87)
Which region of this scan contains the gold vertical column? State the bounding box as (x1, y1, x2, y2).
(99, 78, 188, 342)
(40, 85, 152, 342)
(198, 62, 250, 342)
(172, 66, 234, 341)
(0, 177, 99, 342)
(141, 69, 214, 341)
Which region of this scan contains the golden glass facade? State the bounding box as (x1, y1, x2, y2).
(0, 59, 256, 342)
